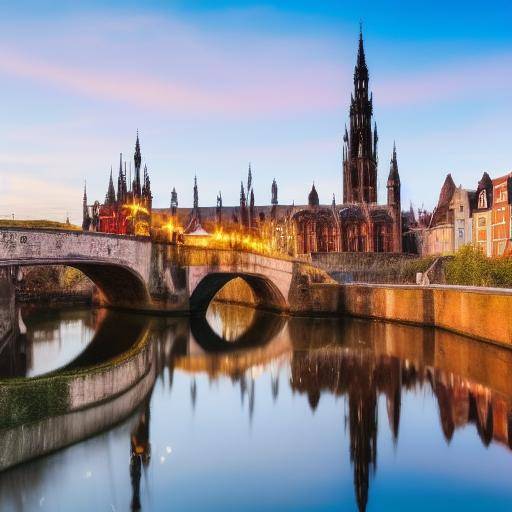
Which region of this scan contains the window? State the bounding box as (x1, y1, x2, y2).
(458, 228, 464, 239)
(459, 205, 464, 212)
(478, 190, 487, 209)
(478, 217, 486, 227)
(497, 186, 508, 203)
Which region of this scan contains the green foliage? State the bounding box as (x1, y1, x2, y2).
(0, 219, 80, 230)
(400, 256, 436, 282)
(0, 378, 69, 430)
(445, 245, 512, 288)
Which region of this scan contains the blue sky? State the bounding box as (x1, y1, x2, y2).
(0, 0, 511, 223)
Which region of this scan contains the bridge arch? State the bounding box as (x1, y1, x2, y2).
(189, 272, 288, 314)
(16, 260, 151, 309)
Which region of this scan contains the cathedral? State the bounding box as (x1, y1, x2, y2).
(84, 29, 403, 255)
(82, 132, 153, 236)
(291, 29, 401, 254)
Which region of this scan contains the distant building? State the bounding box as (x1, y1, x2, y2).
(83, 133, 153, 236)
(472, 172, 493, 256)
(423, 174, 457, 255)
(451, 186, 474, 251)
(291, 29, 401, 255)
(491, 173, 512, 256)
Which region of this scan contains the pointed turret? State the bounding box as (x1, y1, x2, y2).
(193, 175, 199, 211)
(106, 167, 116, 205)
(82, 181, 91, 231)
(387, 144, 401, 205)
(216, 191, 223, 224)
(271, 178, 278, 206)
(133, 131, 142, 197)
(249, 188, 255, 227)
(308, 183, 319, 207)
(117, 153, 126, 203)
(240, 181, 246, 207)
(355, 24, 368, 82)
(170, 187, 178, 216)
(240, 181, 249, 227)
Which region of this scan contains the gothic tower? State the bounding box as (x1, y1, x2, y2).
(387, 143, 402, 252)
(343, 28, 378, 204)
(133, 132, 142, 197)
(82, 182, 90, 230)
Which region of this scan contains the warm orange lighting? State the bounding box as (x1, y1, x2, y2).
(123, 202, 150, 236)
(200, 227, 274, 255)
(123, 203, 149, 217)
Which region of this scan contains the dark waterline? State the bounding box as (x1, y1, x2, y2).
(1, 303, 512, 511)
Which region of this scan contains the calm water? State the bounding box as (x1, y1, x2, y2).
(1, 303, 512, 511)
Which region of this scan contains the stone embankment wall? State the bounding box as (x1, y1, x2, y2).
(0, 325, 153, 431)
(0, 363, 155, 471)
(338, 284, 512, 348)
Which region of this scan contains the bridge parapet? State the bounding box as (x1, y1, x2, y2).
(0, 228, 335, 314)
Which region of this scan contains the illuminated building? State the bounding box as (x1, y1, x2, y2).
(82, 133, 152, 236)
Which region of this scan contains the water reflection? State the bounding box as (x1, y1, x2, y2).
(1, 303, 512, 511)
(0, 307, 150, 378)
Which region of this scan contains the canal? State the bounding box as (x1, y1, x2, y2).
(1, 302, 512, 511)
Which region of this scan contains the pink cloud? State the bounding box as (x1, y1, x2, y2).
(0, 43, 343, 118)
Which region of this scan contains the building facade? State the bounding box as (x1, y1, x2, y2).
(291, 30, 402, 255)
(491, 174, 512, 256)
(473, 173, 494, 256)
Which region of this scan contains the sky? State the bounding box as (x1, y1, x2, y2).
(0, 0, 511, 224)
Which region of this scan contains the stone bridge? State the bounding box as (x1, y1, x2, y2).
(0, 228, 333, 314)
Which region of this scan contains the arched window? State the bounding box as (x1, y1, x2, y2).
(478, 190, 487, 209)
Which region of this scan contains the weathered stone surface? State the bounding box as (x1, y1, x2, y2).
(0, 228, 333, 314)
(0, 362, 155, 471)
(339, 283, 512, 347)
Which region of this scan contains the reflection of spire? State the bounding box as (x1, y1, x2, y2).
(348, 380, 377, 512)
(190, 378, 197, 410)
(130, 399, 151, 511)
(308, 389, 320, 411)
(271, 372, 279, 402)
(248, 377, 255, 422)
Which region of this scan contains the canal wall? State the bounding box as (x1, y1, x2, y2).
(337, 283, 512, 348)
(0, 324, 153, 431)
(215, 279, 512, 347)
(0, 362, 155, 472)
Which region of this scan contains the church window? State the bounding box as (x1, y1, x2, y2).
(478, 190, 487, 209)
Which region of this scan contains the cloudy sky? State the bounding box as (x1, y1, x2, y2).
(1, 0, 511, 224)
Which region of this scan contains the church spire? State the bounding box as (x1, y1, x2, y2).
(170, 187, 178, 216)
(343, 26, 377, 204)
(193, 175, 199, 210)
(82, 180, 91, 231)
(271, 178, 278, 206)
(133, 131, 142, 197)
(355, 24, 368, 80)
(387, 142, 400, 207)
(106, 167, 116, 205)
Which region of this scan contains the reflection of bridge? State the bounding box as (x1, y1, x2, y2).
(0, 228, 333, 313)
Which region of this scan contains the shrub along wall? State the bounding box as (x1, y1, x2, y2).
(445, 245, 512, 288)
